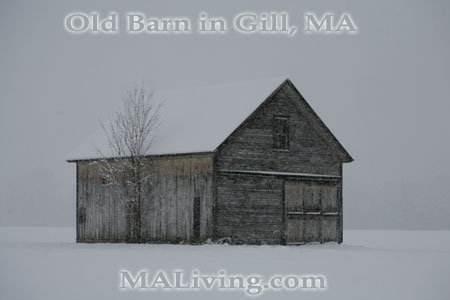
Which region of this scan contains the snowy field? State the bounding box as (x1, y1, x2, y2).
(1, 227, 450, 300)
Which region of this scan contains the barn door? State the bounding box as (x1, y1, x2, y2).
(192, 197, 201, 241)
(285, 182, 339, 244)
(285, 183, 304, 244)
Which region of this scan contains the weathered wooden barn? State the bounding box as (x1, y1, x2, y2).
(67, 78, 353, 245)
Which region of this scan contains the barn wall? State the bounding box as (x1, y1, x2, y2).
(77, 162, 128, 242)
(76, 153, 214, 243)
(214, 172, 343, 244)
(215, 173, 285, 244)
(140, 154, 214, 242)
(216, 83, 342, 175)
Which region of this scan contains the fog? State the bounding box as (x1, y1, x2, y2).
(1, 0, 449, 229)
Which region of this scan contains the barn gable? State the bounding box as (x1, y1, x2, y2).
(215, 79, 351, 176)
(217, 79, 353, 163)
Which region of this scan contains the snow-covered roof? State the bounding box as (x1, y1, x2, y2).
(67, 77, 287, 161)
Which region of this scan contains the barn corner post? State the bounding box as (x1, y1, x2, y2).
(136, 161, 142, 242)
(280, 177, 287, 245)
(75, 162, 79, 243)
(338, 164, 344, 244)
(211, 153, 219, 242)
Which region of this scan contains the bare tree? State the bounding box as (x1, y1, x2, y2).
(96, 82, 161, 242)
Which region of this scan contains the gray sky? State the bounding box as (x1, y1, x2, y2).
(1, 0, 449, 229)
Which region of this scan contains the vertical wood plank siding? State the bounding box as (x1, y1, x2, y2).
(215, 173, 285, 244)
(76, 154, 214, 243)
(140, 154, 214, 243)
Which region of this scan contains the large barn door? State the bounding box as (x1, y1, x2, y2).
(285, 182, 339, 244)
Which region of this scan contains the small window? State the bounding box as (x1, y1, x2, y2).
(273, 116, 289, 150)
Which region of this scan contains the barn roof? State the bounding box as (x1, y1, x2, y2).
(67, 77, 353, 162)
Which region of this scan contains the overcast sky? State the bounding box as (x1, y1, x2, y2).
(1, 0, 449, 229)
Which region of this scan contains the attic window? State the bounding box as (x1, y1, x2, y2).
(273, 116, 289, 150)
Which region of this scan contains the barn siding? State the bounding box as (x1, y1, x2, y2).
(215, 173, 284, 244)
(140, 154, 214, 242)
(76, 153, 214, 243)
(215, 173, 342, 244)
(77, 162, 128, 242)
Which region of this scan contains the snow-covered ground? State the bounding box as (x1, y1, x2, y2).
(1, 227, 449, 300)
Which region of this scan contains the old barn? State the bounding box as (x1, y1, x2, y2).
(67, 78, 353, 245)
